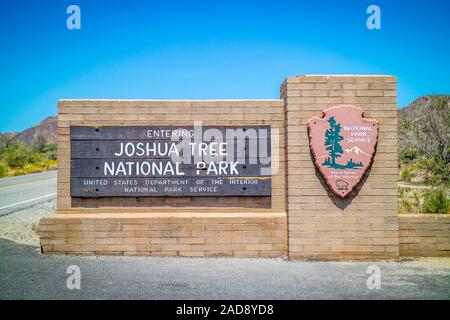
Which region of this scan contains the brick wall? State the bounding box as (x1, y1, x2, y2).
(38, 212, 287, 257)
(281, 75, 399, 260)
(400, 214, 450, 257)
(56, 100, 285, 212)
(40, 99, 288, 257)
(40, 75, 403, 259)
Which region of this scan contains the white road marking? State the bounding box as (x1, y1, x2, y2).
(0, 193, 56, 210)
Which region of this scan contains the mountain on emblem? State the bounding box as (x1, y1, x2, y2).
(344, 146, 370, 156)
(307, 105, 379, 198)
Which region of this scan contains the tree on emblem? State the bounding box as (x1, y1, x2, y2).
(322, 116, 363, 169)
(323, 116, 344, 168)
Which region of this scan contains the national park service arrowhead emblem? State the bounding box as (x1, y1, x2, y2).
(307, 105, 379, 198)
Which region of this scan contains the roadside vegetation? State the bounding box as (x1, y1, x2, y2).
(399, 96, 450, 214)
(0, 135, 56, 178)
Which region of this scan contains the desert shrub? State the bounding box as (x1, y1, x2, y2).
(0, 136, 57, 177)
(419, 157, 450, 186)
(0, 164, 6, 177)
(399, 186, 450, 214)
(0, 136, 13, 157)
(2, 143, 37, 168)
(400, 96, 449, 163)
(29, 151, 45, 164)
(400, 96, 450, 186)
(32, 136, 56, 161)
(399, 187, 411, 213)
(399, 187, 421, 213)
(400, 167, 413, 183)
(400, 147, 421, 164)
(422, 188, 450, 214)
(33, 135, 49, 153)
(46, 144, 57, 160)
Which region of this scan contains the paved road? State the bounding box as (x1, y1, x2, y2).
(0, 171, 57, 216)
(0, 239, 448, 299)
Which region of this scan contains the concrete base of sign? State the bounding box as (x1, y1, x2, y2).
(38, 211, 287, 257)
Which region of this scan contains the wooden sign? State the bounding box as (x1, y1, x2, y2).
(70, 126, 272, 197)
(307, 105, 378, 198)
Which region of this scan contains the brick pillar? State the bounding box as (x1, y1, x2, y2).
(281, 75, 399, 260)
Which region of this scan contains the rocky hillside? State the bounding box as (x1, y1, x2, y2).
(399, 95, 450, 119)
(1, 132, 19, 139)
(2, 116, 57, 145)
(399, 95, 449, 145)
(401, 96, 430, 117)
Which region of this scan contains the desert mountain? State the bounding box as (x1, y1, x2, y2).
(399, 95, 450, 146)
(1, 132, 19, 139)
(399, 95, 450, 119)
(2, 116, 57, 145)
(343, 146, 370, 156)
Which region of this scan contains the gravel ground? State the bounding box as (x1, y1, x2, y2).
(0, 200, 55, 246)
(0, 200, 448, 299)
(0, 239, 449, 299)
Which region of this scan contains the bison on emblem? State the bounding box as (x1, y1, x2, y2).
(335, 180, 349, 191)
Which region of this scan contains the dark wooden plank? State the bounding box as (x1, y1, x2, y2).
(71, 159, 270, 177)
(71, 177, 271, 197)
(69, 125, 273, 198)
(71, 125, 271, 141)
(71, 139, 271, 160)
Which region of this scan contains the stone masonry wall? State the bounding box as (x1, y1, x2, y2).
(400, 214, 450, 257)
(56, 100, 285, 213)
(39, 99, 288, 257)
(39, 75, 404, 259)
(282, 75, 399, 260)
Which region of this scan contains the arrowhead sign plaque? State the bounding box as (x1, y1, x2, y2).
(307, 105, 379, 198)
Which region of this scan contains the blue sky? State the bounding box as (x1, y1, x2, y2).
(1, 0, 449, 132)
